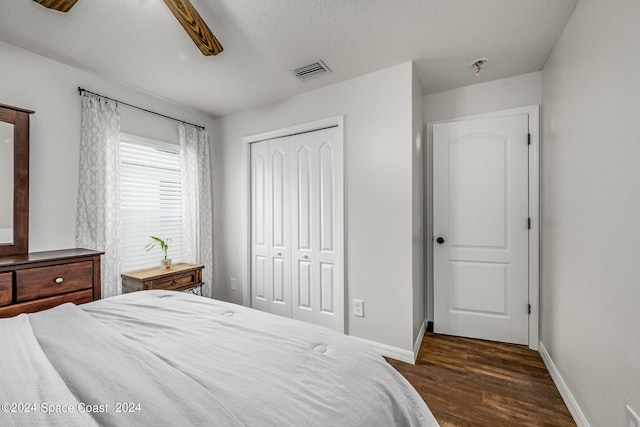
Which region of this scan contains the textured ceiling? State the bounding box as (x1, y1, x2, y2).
(0, 0, 577, 117)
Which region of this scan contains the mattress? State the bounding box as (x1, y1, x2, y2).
(0, 290, 439, 426)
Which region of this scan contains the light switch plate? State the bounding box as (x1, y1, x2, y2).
(353, 299, 364, 317)
(230, 277, 237, 291)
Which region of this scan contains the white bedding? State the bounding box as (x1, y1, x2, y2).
(0, 291, 439, 426)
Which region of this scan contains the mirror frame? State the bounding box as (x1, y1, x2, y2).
(0, 103, 34, 257)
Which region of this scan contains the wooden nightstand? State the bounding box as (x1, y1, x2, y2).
(121, 263, 204, 295)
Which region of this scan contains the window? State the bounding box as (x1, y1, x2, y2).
(119, 134, 184, 273)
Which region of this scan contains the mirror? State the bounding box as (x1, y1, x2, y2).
(0, 122, 13, 244)
(0, 103, 33, 257)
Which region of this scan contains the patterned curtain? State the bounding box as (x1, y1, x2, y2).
(179, 124, 213, 298)
(76, 94, 121, 298)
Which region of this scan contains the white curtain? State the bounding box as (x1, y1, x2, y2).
(179, 124, 213, 298)
(76, 94, 121, 298)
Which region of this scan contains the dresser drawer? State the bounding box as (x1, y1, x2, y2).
(15, 261, 93, 302)
(153, 273, 197, 291)
(0, 289, 93, 318)
(0, 272, 12, 307)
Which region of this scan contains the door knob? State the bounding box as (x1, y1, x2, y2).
(436, 237, 445, 244)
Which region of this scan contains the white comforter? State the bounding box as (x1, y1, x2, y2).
(0, 290, 438, 426)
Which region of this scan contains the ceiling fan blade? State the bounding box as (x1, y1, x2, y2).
(33, 0, 78, 12)
(162, 0, 223, 56)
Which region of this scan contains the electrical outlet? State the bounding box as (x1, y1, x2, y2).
(230, 277, 237, 291)
(353, 299, 364, 317)
(627, 405, 640, 427)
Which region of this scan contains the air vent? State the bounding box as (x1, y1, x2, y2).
(292, 60, 332, 81)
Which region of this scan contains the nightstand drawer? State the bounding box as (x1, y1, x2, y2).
(16, 261, 93, 302)
(154, 273, 197, 291)
(0, 272, 12, 307)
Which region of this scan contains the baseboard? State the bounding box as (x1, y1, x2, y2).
(353, 337, 415, 364)
(539, 342, 590, 427)
(413, 319, 427, 363)
(352, 320, 427, 365)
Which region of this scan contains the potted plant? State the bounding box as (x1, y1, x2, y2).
(145, 236, 172, 270)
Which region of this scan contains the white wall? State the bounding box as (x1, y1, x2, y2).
(0, 40, 216, 253)
(424, 71, 542, 320)
(213, 62, 421, 352)
(411, 65, 425, 343)
(541, 0, 640, 425)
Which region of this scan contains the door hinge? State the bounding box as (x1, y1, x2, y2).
(528, 218, 531, 229)
(527, 133, 531, 145)
(528, 304, 531, 315)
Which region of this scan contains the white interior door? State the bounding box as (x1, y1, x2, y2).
(433, 115, 529, 345)
(250, 126, 343, 332)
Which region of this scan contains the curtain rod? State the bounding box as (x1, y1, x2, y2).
(77, 87, 205, 130)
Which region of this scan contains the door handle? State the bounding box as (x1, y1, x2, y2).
(276, 252, 282, 256)
(436, 237, 445, 244)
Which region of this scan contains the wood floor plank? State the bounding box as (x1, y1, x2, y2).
(387, 332, 575, 427)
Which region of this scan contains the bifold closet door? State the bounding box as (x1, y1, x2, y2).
(250, 126, 343, 332)
(289, 127, 342, 332)
(250, 138, 292, 318)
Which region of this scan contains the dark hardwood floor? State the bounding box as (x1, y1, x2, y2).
(387, 332, 575, 427)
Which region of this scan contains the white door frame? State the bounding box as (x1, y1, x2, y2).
(428, 105, 539, 350)
(241, 116, 345, 332)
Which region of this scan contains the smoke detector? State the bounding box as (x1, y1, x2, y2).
(292, 60, 332, 81)
(471, 57, 489, 76)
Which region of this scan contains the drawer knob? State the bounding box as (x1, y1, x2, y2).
(55, 277, 64, 284)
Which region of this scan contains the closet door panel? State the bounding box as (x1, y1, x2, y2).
(319, 142, 335, 253)
(268, 139, 292, 318)
(250, 141, 270, 312)
(320, 262, 335, 314)
(296, 146, 312, 251)
(290, 127, 342, 331)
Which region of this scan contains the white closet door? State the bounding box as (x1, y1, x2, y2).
(267, 138, 292, 318)
(250, 125, 343, 333)
(250, 141, 270, 312)
(289, 127, 343, 332)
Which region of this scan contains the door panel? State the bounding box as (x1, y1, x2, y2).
(297, 260, 312, 309)
(320, 262, 335, 314)
(319, 142, 335, 252)
(250, 141, 269, 312)
(289, 127, 342, 331)
(296, 146, 312, 251)
(434, 115, 529, 345)
(450, 135, 507, 248)
(267, 139, 292, 318)
(451, 261, 508, 315)
(271, 149, 286, 248)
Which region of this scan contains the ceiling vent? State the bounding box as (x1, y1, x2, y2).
(292, 60, 332, 81)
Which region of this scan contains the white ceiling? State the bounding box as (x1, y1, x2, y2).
(0, 0, 577, 118)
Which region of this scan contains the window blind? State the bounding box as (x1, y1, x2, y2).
(119, 134, 184, 273)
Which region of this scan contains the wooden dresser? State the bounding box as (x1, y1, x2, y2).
(0, 248, 103, 318)
(121, 263, 204, 294)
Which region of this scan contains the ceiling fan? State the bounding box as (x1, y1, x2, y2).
(33, 0, 223, 56)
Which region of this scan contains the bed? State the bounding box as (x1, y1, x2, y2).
(0, 290, 439, 426)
